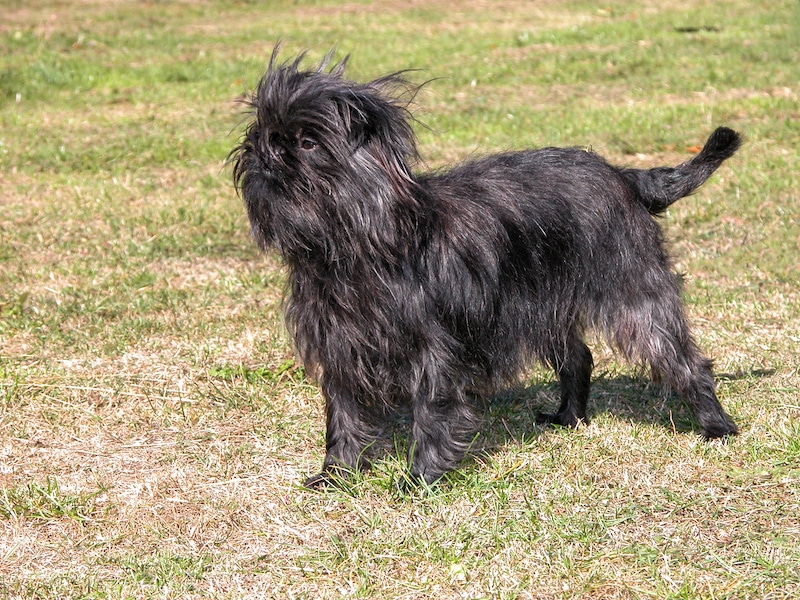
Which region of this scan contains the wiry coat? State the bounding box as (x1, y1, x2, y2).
(231, 50, 741, 486)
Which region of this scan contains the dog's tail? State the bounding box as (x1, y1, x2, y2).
(621, 127, 742, 215)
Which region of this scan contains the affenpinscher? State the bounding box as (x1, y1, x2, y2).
(230, 49, 741, 488)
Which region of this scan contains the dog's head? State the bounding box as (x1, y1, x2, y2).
(230, 48, 421, 253)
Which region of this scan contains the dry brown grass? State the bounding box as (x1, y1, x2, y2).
(2, 0, 799, 597)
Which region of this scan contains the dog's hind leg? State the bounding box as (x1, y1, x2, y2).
(610, 282, 738, 439)
(660, 348, 738, 439)
(647, 325, 738, 439)
(537, 331, 594, 429)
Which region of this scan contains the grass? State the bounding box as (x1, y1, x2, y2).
(1, 0, 799, 597)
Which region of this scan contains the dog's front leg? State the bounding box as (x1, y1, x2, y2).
(304, 376, 375, 489)
(407, 386, 478, 486)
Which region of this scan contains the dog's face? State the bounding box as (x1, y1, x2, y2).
(233, 56, 354, 202)
(230, 51, 421, 254)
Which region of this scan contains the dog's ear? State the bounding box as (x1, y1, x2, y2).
(343, 78, 421, 197)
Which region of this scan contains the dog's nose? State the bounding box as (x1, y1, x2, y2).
(257, 146, 282, 173)
(258, 134, 286, 168)
(258, 151, 276, 174)
(268, 143, 289, 170)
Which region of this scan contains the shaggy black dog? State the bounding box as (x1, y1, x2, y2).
(230, 50, 741, 488)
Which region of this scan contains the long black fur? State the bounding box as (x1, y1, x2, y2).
(230, 50, 741, 487)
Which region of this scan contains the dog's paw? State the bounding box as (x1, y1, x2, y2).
(303, 471, 336, 490)
(700, 415, 739, 440)
(395, 470, 442, 495)
(535, 411, 585, 429)
(303, 467, 355, 491)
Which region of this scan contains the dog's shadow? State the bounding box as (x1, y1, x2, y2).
(477, 367, 771, 455)
(479, 374, 684, 452)
(369, 368, 769, 483)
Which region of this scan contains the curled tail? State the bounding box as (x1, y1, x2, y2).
(621, 127, 742, 214)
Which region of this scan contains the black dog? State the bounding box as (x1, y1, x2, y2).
(230, 50, 741, 488)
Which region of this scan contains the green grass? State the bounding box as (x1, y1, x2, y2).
(1, 0, 799, 598)
(0, 477, 106, 523)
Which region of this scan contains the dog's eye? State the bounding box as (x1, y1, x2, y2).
(299, 139, 317, 151)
